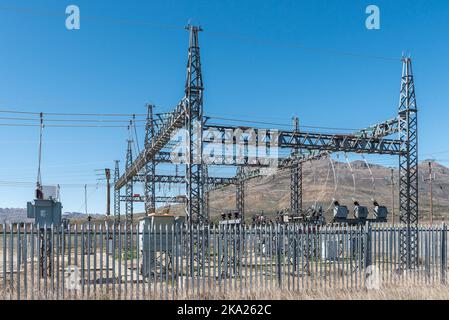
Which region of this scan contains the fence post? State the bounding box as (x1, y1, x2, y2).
(364, 222, 372, 269)
(441, 223, 447, 285)
(276, 224, 282, 288)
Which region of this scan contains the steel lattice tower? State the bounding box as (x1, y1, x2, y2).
(236, 167, 245, 220)
(113, 160, 121, 223)
(144, 104, 156, 214)
(290, 116, 302, 216)
(184, 25, 205, 225)
(125, 140, 134, 226)
(398, 57, 419, 269)
(203, 165, 210, 220)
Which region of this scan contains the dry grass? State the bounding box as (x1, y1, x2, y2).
(2, 282, 449, 300)
(177, 283, 449, 300)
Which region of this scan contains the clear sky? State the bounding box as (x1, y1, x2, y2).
(0, 0, 448, 214)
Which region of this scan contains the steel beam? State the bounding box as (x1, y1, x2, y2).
(115, 101, 186, 190)
(236, 167, 245, 220)
(120, 195, 185, 204)
(203, 124, 403, 158)
(144, 104, 156, 214)
(290, 117, 302, 215)
(398, 57, 419, 270)
(125, 140, 133, 226)
(133, 174, 237, 185)
(113, 160, 120, 223)
(185, 25, 205, 224)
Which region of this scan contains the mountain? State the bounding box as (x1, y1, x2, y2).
(203, 160, 449, 223)
(0, 208, 32, 224)
(0, 208, 104, 224)
(2, 161, 448, 224)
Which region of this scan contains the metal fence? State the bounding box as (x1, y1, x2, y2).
(0, 222, 447, 300)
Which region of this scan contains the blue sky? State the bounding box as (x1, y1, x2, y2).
(0, 0, 448, 214)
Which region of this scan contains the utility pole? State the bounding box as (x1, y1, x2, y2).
(36, 112, 44, 200)
(114, 160, 121, 224)
(429, 162, 433, 225)
(85, 184, 90, 220)
(386, 168, 395, 226)
(105, 169, 111, 217)
(390, 168, 395, 226)
(96, 168, 112, 219)
(290, 116, 302, 216)
(424, 161, 435, 225)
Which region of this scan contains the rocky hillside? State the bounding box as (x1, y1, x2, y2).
(3, 161, 448, 224)
(204, 160, 449, 223)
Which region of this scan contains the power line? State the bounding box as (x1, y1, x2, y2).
(0, 5, 185, 31)
(0, 116, 146, 123)
(0, 109, 146, 117)
(0, 114, 361, 131)
(205, 30, 401, 62)
(0, 180, 108, 188)
(0, 5, 400, 62)
(0, 123, 144, 128)
(207, 117, 362, 131)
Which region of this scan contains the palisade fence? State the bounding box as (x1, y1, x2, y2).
(0, 222, 448, 300)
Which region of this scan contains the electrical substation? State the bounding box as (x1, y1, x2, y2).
(4, 23, 437, 300)
(113, 25, 419, 270)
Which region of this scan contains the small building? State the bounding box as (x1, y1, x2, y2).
(139, 213, 184, 278)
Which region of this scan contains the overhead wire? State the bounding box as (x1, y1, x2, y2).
(0, 110, 365, 132)
(0, 4, 401, 61)
(205, 29, 401, 62)
(361, 154, 376, 202)
(0, 5, 185, 31)
(326, 155, 337, 213)
(207, 116, 362, 131)
(0, 109, 146, 117)
(344, 152, 356, 202)
(132, 115, 141, 155)
(0, 123, 144, 128)
(312, 156, 332, 209)
(0, 116, 146, 123)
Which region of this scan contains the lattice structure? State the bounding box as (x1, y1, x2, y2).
(125, 140, 134, 228)
(185, 25, 205, 225)
(113, 28, 420, 271)
(144, 104, 156, 214)
(290, 116, 302, 216)
(203, 165, 210, 219)
(236, 167, 245, 220)
(398, 57, 419, 269)
(113, 160, 120, 223)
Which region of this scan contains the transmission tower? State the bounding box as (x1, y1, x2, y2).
(398, 57, 419, 270)
(144, 104, 156, 214)
(114, 160, 121, 223)
(203, 165, 210, 219)
(290, 116, 302, 216)
(184, 25, 205, 225)
(125, 140, 134, 226)
(236, 167, 245, 221)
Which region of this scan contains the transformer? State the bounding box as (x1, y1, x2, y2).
(27, 199, 62, 228)
(333, 205, 348, 221)
(374, 205, 388, 222)
(219, 211, 241, 225)
(321, 239, 339, 261)
(353, 205, 369, 220)
(139, 214, 184, 278)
